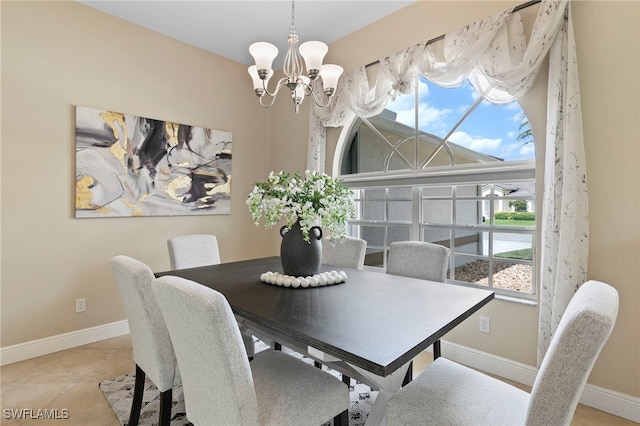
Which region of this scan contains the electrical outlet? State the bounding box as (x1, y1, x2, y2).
(479, 316, 490, 333)
(75, 298, 86, 313)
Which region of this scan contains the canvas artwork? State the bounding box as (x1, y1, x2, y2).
(75, 106, 232, 218)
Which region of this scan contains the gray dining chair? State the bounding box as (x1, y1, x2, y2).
(110, 255, 181, 426)
(386, 240, 450, 382)
(152, 275, 350, 426)
(167, 234, 221, 269)
(387, 280, 619, 426)
(386, 240, 449, 282)
(322, 236, 367, 270)
(167, 233, 255, 359)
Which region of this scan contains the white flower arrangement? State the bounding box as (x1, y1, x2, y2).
(246, 170, 356, 242)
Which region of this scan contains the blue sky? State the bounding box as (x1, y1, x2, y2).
(386, 77, 535, 161)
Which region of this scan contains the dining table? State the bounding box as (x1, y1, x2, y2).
(155, 256, 494, 426)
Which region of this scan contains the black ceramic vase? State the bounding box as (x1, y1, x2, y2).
(279, 220, 323, 277)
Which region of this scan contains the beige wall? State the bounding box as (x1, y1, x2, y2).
(0, 1, 276, 345)
(2, 0, 638, 402)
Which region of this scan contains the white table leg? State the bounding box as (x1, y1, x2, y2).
(350, 362, 411, 426)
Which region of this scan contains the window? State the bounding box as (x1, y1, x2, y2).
(337, 76, 537, 299)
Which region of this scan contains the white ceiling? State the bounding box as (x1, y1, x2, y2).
(78, 1, 417, 66)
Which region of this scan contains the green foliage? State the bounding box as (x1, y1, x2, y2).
(517, 113, 534, 146)
(494, 219, 536, 227)
(495, 248, 532, 260)
(508, 200, 528, 212)
(494, 211, 535, 221)
(246, 170, 356, 242)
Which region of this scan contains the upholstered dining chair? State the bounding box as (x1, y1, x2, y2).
(167, 234, 221, 270)
(386, 240, 450, 381)
(152, 275, 350, 426)
(387, 280, 619, 426)
(110, 255, 180, 426)
(322, 236, 367, 270)
(167, 233, 255, 359)
(386, 240, 449, 282)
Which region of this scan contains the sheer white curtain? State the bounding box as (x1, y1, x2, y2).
(309, 0, 587, 365)
(308, 65, 392, 170)
(537, 4, 588, 362)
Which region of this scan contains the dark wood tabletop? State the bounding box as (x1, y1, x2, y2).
(155, 256, 494, 377)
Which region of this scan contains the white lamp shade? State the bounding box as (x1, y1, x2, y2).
(320, 64, 343, 90)
(249, 42, 278, 71)
(248, 66, 270, 89)
(299, 41, 328, 72)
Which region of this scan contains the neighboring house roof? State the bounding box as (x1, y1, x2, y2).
(363, 110, 503, 166)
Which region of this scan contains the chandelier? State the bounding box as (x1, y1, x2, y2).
(247, 0, 343, 114)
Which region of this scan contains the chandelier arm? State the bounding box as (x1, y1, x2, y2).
(303, 78, 314, 96)
(309, 81, 332, 107)
(258, 96, 278, 109)
(260, 77, 290, 98)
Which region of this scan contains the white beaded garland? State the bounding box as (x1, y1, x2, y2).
(259, 271, 347, 288)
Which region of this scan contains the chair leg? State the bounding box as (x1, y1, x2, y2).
(158, 388, 173, 426)
(128, 364, 145, 426)
(333, 408, 349, 426)
(333, 374, 351, 425)
(433, 339, 441, 359)
(342, 374, 351, 386)
(402, 361, 413, 386)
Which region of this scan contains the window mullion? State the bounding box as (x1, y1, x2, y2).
(414, 76, 419, 169)
(412, 187, 420, 241)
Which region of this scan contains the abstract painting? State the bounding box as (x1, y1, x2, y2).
(75, 106, 232, 217)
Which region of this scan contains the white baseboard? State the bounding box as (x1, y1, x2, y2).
(1, 324, 637, 423)
(441, 340, 640, 423)
(0, 320, 130, 366)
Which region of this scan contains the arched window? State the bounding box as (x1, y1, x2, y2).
(336, 76, 537, 300)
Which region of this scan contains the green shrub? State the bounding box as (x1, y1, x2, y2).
(508, 200, 528, 212)
(495, 211, 535, 221)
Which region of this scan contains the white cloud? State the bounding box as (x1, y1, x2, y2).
(511, 111, 524, 122)
(507, 131, 516, 138)
(456, 104, 470, 115)
(393, 108, 414, 127)
(418, 102, 452, 130)
(388, 94, 453, 134)
(387, 92, 414, 111)
(519, 143, 535, 157)
(417, 79, 430, 96)
(448, 130, 501, 152)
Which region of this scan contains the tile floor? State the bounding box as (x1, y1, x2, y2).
(0, 334, 635, 425)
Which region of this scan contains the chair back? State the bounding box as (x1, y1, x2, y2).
(526, 280, 618, 426)
(386, 241, 449, 282)
(152, 275, 260, 425)
(168, 234, 221, 269)
(109, 255, 178, 391)
(322, 236, 367, 270)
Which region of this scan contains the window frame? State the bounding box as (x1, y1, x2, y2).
(333, 77, 538, 301)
